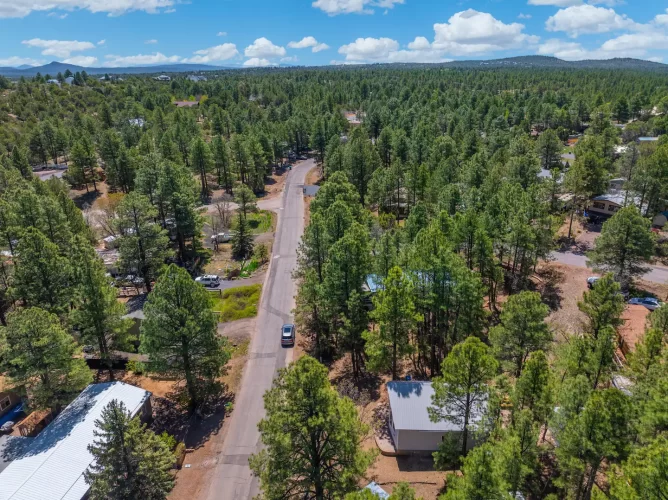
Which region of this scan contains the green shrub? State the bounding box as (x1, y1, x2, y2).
(210, 284, 262, 322)
(174, 442, 186, 469)
(159, 431, 177, 451)
(254, 243, 269, 264)
(126, 360, 145, 375)
(246, 211, 274, 234)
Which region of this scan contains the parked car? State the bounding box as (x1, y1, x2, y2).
(0, 420, 15, 434)
(586, 276, 629, 298)
(211, 233, 232, 244)
(628, 297, 663, 311)
(281, 324, 296, 347)
(586, 277, 600, 289)
(195, 275, 221, 288)
(118, 275, 145, 286)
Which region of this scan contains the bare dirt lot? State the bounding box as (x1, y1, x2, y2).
(536, 261, 591, 338)
(618, 305, 651, 354)
(556, 217, 600, 252)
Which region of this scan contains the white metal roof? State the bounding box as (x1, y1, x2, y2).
(0, 382, 150, 500)
(387, 381, 485, 432)
(364, 482, 389, 499)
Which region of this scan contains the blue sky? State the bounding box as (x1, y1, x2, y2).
(0, 0, 667, 68)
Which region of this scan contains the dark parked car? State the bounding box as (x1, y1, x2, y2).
(281, 324, 295, 347)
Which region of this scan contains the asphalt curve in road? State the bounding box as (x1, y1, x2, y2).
(205, 159, 313, 500)
(550, 251, 668, 284)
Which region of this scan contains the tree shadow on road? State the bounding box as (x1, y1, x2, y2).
(535, 266, 564, 312)
(151, 383, 234, 450)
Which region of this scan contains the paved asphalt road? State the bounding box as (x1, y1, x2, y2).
(551, 251, 668, 284)
(205, 159, 313, 500)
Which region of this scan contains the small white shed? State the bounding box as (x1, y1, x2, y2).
(387, 381, 485, 454)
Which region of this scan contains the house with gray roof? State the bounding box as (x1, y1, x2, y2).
(0, 382, 151, 500)
(386, 381, 485, 454)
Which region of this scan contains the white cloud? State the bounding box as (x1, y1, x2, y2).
(546, 5, 637, 37)
(244, 37, 286, 58)
(338, 37, 399, 61)
(429, 9, 539, 55)
(243, 57, 276, 67)
(337, 37, 452, 64)
(312, 0, 403, 16)
(518, 13, 532, 19)
(288, 36, 330, 52)
(217, 31, 227, 36)
(281, 56, 298, 63)
(655, 9, 668, 26)
(0, 56, 44, 67)
(62, 55, 98, 66)
(97, 40, 106, 45)
(0, 0, 175, 18)
(102, 52, 182, 67)
(22, 38, 95, 58)
(47, 11, 67, 18)
(538, 39, 590, 60)
(288, 36, 317, 49)
(337, 10, 539, 64)
(600, 33, 668, 56)
(184, 43, 239, 64)
(145, 39, 158, 44)
(538, 32, 668, 61)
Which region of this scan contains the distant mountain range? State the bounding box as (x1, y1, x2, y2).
(0, 61, 232, 77)
(439, 56, 668, 71)
(0, 56, 666, 78)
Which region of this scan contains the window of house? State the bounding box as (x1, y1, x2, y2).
(0, 396, 10, 411)
(608, 205, 619, 212)
(593, 202, 606, 210)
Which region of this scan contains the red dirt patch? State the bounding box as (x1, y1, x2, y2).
(618, 305, 651, 354)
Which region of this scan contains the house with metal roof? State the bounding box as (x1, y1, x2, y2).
(587, 191, 648, 219)
(0, 382, 151, 500)
(363, 482, 389, 499)
(386, 381, 485, 454)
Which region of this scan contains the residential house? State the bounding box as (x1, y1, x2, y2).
(588, 193, 626, 218)
(614, 145, 629, 157)
(63, 77, 74, 85)
(363, 482, 390, 499)
(344, 111, 364, 126)
(173, 100, 199, 108)
(95, 248, 120, 276)
(386, 381, 485, 454)
(638, 137, 659, 143)
(0, 377, 21, 423)
(46, 79, 60, 85)
(0, 382, 151, 500)
(653, 211, 668, 228)
(608, 178, 626, 191)
(0, 392, 20, 421)
(155, 75, 171, 81)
